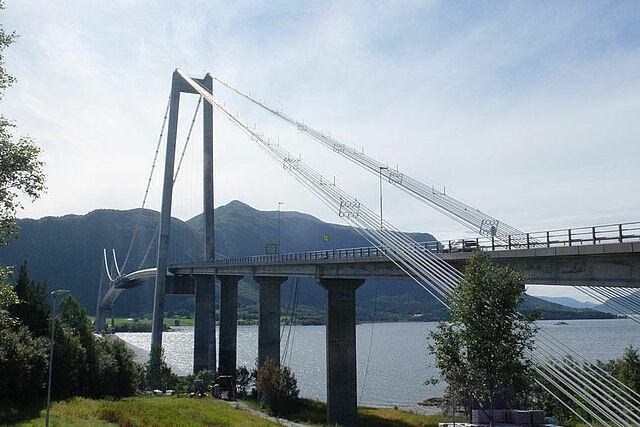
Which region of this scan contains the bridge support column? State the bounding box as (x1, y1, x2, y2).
(194, 275, 214, 374)
(95, 306, 108, 332)
(219, 275, 242, 377)
(318, 278, 365, 426)
(255, 276, 287, 368)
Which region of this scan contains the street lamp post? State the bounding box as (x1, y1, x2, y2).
(46, 289, 70, 427)
(277, 201, 284, 253)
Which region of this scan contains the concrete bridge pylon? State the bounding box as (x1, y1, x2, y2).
(151, 70, 217, 375)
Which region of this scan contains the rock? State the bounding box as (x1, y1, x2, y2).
(418, 397, 444, 406)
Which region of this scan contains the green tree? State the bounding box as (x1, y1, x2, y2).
(9, 262, 50, 337)
(428, 252, 538, 426)
(0, 0, 45, 312)
(598, 345, 640, 394)
(0, 1, 45, 249)
(256, 358, 299, 416)
(144, 345, 178, 391)
(0, 323, 48, 405)
(97, 335, 142, 398)
(58, 295, 141, 399)
(194, 369, 215, 396)
(236, 365, 255, 398)
(0, 279, 48, 408)
(0, 273, 18, 328)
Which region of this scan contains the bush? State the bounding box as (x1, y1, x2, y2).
(256, 358, 299, 416)
(236, 365, 256, 398)
(194, 369, 215, 396)
(1, 265, 142, 410)
(144, 345, 178, 391)
(0, 324, 48, 405)
(598, 345, 640, 393)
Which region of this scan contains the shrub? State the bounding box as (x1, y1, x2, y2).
(256, 358, 299, 416)
(144, 345, 178, 391)
(194, 369, 215, 396)
(236, 365, 255, 398)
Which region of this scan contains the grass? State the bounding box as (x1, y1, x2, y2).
(241, 398, 454, 426)
(4, 396, 455, 427)
(5, 396, 279, 427)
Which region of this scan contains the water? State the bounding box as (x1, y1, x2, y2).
(117, 319, 640, 412)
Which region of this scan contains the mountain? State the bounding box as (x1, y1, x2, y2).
(536, 296, 598, 309)
(0, 200, 616, 322)
(520, 294, 615, 320)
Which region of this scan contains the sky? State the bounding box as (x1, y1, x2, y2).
(3, 1, 640, 300)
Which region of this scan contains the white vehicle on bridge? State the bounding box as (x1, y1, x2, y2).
(443, 239, 480, 253)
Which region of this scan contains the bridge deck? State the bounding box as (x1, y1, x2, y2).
(114, 240, 640, 289)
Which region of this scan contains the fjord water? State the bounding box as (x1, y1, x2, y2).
(117, 319, 640, 412)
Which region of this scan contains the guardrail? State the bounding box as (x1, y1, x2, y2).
(213, 222, 640, 266)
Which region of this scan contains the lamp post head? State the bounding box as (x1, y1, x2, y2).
(51, 289, 70, 298)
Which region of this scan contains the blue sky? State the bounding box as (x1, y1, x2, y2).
(3, 1, 640, 299)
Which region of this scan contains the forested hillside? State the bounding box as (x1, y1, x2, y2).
(0, 200, 615, 322)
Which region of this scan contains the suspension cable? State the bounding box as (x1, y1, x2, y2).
(174, 96, 202, 183)
(121, 94, 171, 272)
(213, 75, 527, 245)
(359, 269, 380, 404)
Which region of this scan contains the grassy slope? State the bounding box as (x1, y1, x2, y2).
(241, 398, 452, 427)
(8, 397, 278, 427)
(6, 396, 454, 427)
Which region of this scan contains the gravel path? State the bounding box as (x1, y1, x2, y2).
(221, 400, 309, 427)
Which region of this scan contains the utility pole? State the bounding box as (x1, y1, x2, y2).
(379, 166, 388, 230)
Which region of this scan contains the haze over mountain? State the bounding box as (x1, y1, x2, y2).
(0, 200, 616, 322)
(536, 296, 598, 309)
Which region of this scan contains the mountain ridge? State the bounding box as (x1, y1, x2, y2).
(1, 200, 617, 322)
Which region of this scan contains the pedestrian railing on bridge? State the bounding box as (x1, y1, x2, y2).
(482, 221, 640, 251)
(213, 221, 640, 266)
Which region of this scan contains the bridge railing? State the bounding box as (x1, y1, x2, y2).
(213, 222, 640, 266)
(469, 221, 640, 252)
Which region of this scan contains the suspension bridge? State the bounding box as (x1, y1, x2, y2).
(96, 69, 640, 425)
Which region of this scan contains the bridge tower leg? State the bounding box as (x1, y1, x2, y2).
(318, 278, 365, 426)
(219, 275, 242, 376)
(193, 73, 217, 374)
(150, 70, 182, 356)
(255, 276, 288, 368)
(202, 73, 217, 373)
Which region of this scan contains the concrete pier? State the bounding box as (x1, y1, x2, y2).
(193, 275, 212, 373)
(318, 278, 365, 426)
(255, 276, 287, 368)
(219, 275, 241, 376)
